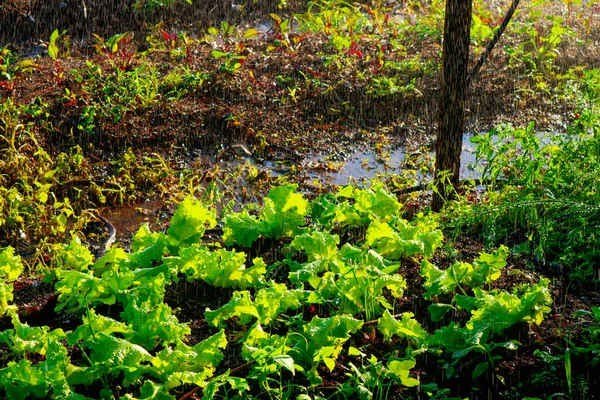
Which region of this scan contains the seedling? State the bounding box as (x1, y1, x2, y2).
(132, 0, 191, 11)
(92, 32, 136, 71)
(46, 29, 69, 84)
(266, 13, 307, 55)
(0, 47, 16, 93)
(206, 22, 257, 74)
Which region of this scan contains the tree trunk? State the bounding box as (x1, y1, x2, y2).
(432, 0, 472, 212)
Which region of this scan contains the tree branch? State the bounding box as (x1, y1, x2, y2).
(467, 0, 521, 89)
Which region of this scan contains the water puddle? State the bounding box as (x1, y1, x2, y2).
(98, 198, 172, 246)
(188, 131, 562, 192)
(95, 131, 562, 246)
(316, 133, 480, 186)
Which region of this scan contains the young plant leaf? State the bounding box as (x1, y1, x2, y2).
(0, 247, 24, 281)
(273, 354, 296, 375)
(167, 196, 216, 249)
(377, 310, 428, 345)
(387, 358, 420, 387)
(428, 303, 453, 322)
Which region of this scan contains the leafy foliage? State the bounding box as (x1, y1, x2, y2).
(455, 75, 600, 281)
(0, 247, 23, 316)
(377, 310, 428, 345)
(421, 246, 508, 299)
(223, 184, 308, 246)
(1, 0, 597, 396)
(0, 184, 557, 398)
(168, 245, 266, 289)
(167, 196, 216, 249)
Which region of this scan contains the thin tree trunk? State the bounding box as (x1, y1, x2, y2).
(432, 0, 472, 212)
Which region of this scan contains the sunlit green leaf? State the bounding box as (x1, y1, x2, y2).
(259, 184, 308, 239)
(122, 380, 174, 400)
(291, 230, 339, 261)
(167, 196, 216, 248)
(173, 245, 265, 289)
(244, 28, 259, 39)
(130, 224, 168, 266)
(254, 283, 307, 325)
(204, 291, 259, 328)
(377, 310, 428, 345)
(56, 237, 94, 272)
(222, 211, 260, 247)
(273, 354, 295, 375)
(387, 358, 420, 387)
(202, 371, 249, 400)
(0, 247, 24, 281)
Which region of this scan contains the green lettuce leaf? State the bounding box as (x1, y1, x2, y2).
(421, 246, 509, 299)
(0, 247, 24, 281)
(205, 291, 260, 328)
(173, 245, 266, 289)
(122, 299, 190, 350)
(377, 310, 428, 345)
(259, 184, 308, 240)
(153, 331, 227, 390)
(366, 220, 424, 259)
(167, 196, 216, 248)
(129, 225, 168, 267)
(122, 380, 175, 400)
(222, 210, 260, 247)
(334, 184, 401, 226)
(427, 303, 453, 322)
(56, 236, 94, 272)
(295, 315, 363, 385)
(254, 283, 307, 325)
(309, 193, 338, 227)
(87, 332, 153, 386)
(67, 309, 132, 347)
(0, 281, 15, 317)
(466, 279, 552, 342)
(304, 315, 363, 348)
(426, 322, 472, 352)
(241, 324, 298, 377)
(0, 360, 49, 400)
(291, 230, 340, 261)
